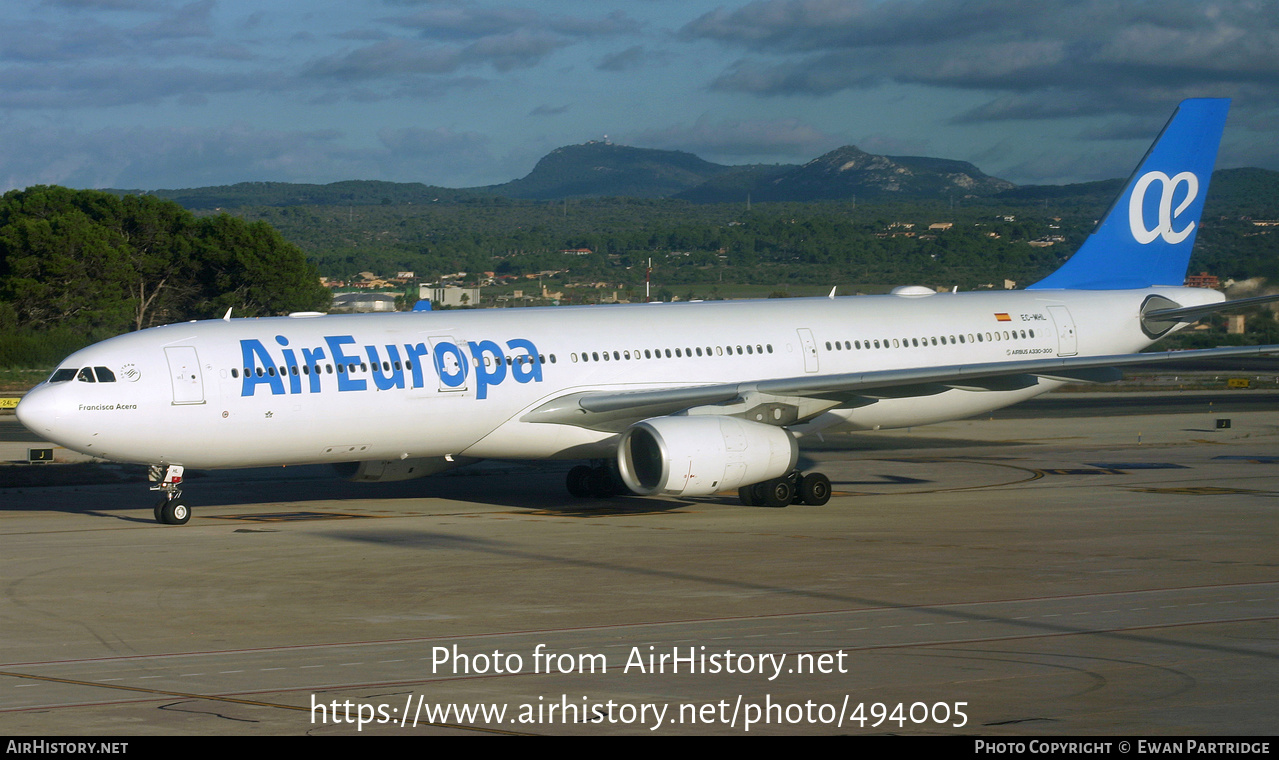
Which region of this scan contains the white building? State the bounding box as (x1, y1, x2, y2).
(421, 285, 482, 307)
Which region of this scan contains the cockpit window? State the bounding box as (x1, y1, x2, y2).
(94, 366, 117, 383)
(49, 368, 77, 383)
(76, 367, 96, 383)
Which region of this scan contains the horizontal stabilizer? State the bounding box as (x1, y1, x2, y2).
(1143, 293, 1279, 324)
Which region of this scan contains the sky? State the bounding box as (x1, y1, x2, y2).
(4, 0, 1279, 192)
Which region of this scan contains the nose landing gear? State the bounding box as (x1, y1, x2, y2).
(149, 464, 190, 525)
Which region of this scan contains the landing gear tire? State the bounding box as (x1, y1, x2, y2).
(588, 467, 617, 498)
(154, 498, 167, 524)
(566, 465, 593, 498)
(757, 477, 794, 508)
(738, 485, 759, 506)
(799, 472, 832, 506)
(159, 499, 190, 525)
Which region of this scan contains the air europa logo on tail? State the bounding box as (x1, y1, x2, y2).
(1129, 170, 1199, 245)
(238, 334, 542, 399)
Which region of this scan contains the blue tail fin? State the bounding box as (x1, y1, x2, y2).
(1028, 98, 1230, 290)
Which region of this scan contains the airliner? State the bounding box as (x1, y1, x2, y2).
(16, 98, 1279, 524)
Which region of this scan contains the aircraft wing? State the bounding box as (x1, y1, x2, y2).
(522, 343, 1279, 431)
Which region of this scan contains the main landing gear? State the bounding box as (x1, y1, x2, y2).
(738, 471, 831, 508)
(149, 464, 190, 525)
(566, 461, 625, 498)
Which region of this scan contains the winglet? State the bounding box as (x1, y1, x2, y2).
(1029, 98, 1230, 290)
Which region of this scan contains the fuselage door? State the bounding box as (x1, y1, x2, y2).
(797, 328, 819, 373)
(164, 346, 205, 405)
(1047, 305, 1078, 357)
(429, 335, 469, 392)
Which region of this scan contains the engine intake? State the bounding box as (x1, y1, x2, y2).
(617, 416, 798, 497)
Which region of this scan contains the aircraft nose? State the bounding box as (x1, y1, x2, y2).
(15, 386, 59, 436)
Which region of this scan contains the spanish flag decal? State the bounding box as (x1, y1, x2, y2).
(995, 313, 1012, 322)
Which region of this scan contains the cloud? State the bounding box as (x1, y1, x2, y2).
(41, 0, 165, 10)
(304, 38, 464, 81)
(306, 4, 642, 85)
(596, 45, 648, 72)
(130, 0, 215, 41)
(0, 64, 276, 109)
(377, 126, 491, 159)
(681, 0, 1279, 119)
(383, 5, 640, 42)
(0, 124, 345, 190)
(0, 123, 508, 190)
(628, 116, 845, 162)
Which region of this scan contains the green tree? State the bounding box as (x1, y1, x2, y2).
(0, 186, 330, 347)
(196, 215, 330, 317)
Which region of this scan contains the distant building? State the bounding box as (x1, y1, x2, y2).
(331, 293, 398, 313)
(422, 285, 481, 307)
(1185, 272, 1220, 288)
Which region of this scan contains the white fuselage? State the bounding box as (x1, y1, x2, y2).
(16, 286, 1220, 469)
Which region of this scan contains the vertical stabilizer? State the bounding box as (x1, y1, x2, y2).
(1028, 98, 1230, 290)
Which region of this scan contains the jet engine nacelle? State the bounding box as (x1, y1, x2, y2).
(616, 416, 798, 497)
(335, 456, 473, 482)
